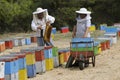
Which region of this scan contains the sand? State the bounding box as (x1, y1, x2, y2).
(28, 38, 120, 80)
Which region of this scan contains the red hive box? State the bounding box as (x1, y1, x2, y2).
(0, 42, 6, 52)
(106, 40, 110, 49)
(5, 39, 13, 49)
(31, 36, 37, 43)
(61, 27, 69, 33)
(118, 31, 120, 37)
(64, 51, 70, 62)
(35, 47, 45, 61)
(100, 41, 106, 51)
(0, 78, 4, 80)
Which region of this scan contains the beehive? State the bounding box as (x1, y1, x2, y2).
(35, 60, 46, 74)
(44, 46, 53, 59)
(5, 72, 18, 80)
(25, 37, 31, 45)
(5, 39, 13, 49)
(27, 64, 36, 78)
(0, 62, 5, 80)
(19, 69, 27, 80)
(21, 49, 35, 66)
(45, 58, 54, 71)
(0, 42, 5, 52)
(53, 56, 59, 68)
(12, 38, 19, 47)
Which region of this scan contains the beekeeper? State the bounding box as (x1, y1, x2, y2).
(72, 8, 92, 38)
(31, 7, 55, 46)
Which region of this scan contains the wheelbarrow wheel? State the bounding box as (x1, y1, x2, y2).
(85, 59, 89, 67)
(79, 54, 85, 70)
(92, 56, 95, 67)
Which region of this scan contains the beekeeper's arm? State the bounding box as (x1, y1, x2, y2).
(72, 25, 76, 38)
(46, 15, 55, 26)
(83, 20, 91, 37)
(31, 20, 42, 31)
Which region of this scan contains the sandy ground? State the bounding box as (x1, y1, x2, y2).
(28, 38, 120, 80)
(1, 33, 120, 80)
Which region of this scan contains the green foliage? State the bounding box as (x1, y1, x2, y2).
(0, 0, 33, 33)
(0, 0, 120, 33)
(54, 7, 78, 30)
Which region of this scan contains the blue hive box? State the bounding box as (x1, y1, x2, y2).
(25, 37, 31, 45)
(27, 64, 36, 78)
(100, 25, 107, 30)
(10, 52, 26, 70)
(44, 46, 53, 59)
(0, 57, 19, 75)
(71, 38, 94, 48)
(105, 27, 117, 33)
(52, 28, 57, 34)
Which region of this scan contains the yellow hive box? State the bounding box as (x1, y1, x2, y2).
(45, 58, 54, 71)
(26, 53, 35, 65)
(19, 69, 27, 80)
(98, 44, 101, 54)
(90, 25, 96, 31)
(59, 53, 64, 65)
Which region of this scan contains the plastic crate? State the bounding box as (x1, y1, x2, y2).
(25, 37, 31, 45)
(0, 57, 19, 75)
(27, 64, 36, 78)
(35, 60, 46, 74)
(18, 69, 27, 80)
(44, 46, 53, 59)
(45, 58, 54, 71)
(0, 62, 5, 79)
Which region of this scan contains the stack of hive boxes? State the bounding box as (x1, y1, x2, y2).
(52, 47, 59, 68)
(10, 52, 27, 80)
(0, 56, 19, 80)
(44, 46, 54, 71)
(21, 48, 36, 78)
(32, 47, 46, 74)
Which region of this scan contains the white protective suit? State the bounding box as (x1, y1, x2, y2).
(31, 8, 55, 37)
(75, 14, 91, 37)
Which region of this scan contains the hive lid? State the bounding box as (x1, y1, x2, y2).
(10, 52, 26, 58)
(0, 56, 18, 62)
(44, 46, 53, 49)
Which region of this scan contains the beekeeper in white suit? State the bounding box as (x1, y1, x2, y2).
(72, 8, 92, 67)
(72, 8, 91, 38)
(31, 7, 55, 46)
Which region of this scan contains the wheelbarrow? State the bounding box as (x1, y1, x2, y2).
(66, 38, 95, 70)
